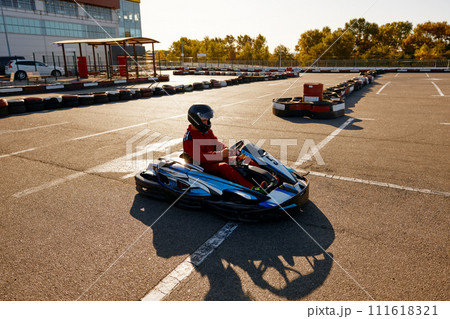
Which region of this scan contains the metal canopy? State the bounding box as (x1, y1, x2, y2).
(53, 37, 159, 46)
(53, 37, 159, 78)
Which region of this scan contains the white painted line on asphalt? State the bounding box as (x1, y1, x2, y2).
(294, 118, 354, 167)
(356, 118, 375, 121)
(257, 93, 273, 98)
(13, 172, 86, 198)
(219, 100, 251, 107)
(306, 171, 450, 197)
(0, 122, 69, 135)
(431, 81, 445, 96)
(142, 222, 239, 301)
(440, 123, 450, 125)
(376, 81, 391, 95)
(71, 122, 148, 141)
(394, 73, 399, 78)
(426, 73, 430, 78)
(0, 147, 36, 159)
(11, 138, 183, 197)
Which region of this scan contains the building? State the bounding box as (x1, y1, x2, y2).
(0, 0, 143, 65)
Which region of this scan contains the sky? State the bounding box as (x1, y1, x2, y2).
(140, 0, 450, 53)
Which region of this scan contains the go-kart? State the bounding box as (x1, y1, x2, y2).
(135, 140, 309, 222)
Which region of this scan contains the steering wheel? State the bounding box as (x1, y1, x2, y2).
(229, 140, 244, 153)
(228, 140, 245, 166)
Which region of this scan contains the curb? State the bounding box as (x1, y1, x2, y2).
(0, 75, 170, 97)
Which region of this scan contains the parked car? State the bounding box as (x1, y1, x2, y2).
(5, 60, 64, 80)
(0, 56, 25, 75)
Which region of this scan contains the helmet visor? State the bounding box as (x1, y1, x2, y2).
(197, 109, 213, 119)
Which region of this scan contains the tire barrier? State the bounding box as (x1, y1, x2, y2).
(107, 91, 120, 102)
(0, 74, 290, 118)
(140, 88, 153, 97)
(44, 96, 62, 109)
(193, 82, 203, 91)
(161, 85, 176, 95)
(93, 92, 109, 104)
(119, 89, 132, 100)
(61, 95, 79, 108)
(273, 70, 378, 119)
(78, 94, 95, 106)
(0, 98, 8, 118)
(7, 99, 26, 114)
(131, 89, 142, 99)
(24, 97, 45, 112)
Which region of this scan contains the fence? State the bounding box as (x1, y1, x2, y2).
(158, 58, 450, 69)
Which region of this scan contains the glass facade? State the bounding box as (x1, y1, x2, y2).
(0, 0, 35, 11)
(118, 0, 141, 37)
(84, 3, 112, 21)
(44, 0, 78, 16)
(2, 16, 115, 38)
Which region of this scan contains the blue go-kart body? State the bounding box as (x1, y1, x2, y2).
(135, 142, 309, 221)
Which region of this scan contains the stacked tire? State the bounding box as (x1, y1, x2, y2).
(24, 97, 44, 112)
(44, 96, 62, 109)
(62, 95, 78, 108)
(0, 99, 8, 118)
(7, 99, 26, 114)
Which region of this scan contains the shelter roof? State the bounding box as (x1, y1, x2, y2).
(53, 37, 159, 46)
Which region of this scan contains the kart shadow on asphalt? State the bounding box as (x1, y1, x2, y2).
(130, 194, 335, 300)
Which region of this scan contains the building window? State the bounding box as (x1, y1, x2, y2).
(44, 0, 78, 16)
(0, 0, 36, 10)
(117, 0, 141, 37)
(3, 16, 43, 35)
(83, 4, 112, 21)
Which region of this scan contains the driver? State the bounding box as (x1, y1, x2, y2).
(183, 104, 266, 192)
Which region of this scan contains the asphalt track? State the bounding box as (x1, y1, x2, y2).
(0, 72, 449, 301)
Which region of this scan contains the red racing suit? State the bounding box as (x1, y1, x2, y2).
(183, 125, 254, 189)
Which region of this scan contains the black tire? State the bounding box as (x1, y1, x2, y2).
(14, 71, 27, 81)
(0, 99, 8, 118)
(24, 97, 44, 112)
(119, 90, 132, 100)
(78, 95, 94, 106)
(62, 95, 78, 108)
(272, 107, 288, 117)
(43, 96, 62, 109)
(107, 91, 120, 102)
(7, 99, 26, 114)
(140, 88, 153, 97)
(51, 70, 62, 77)
(93, 93, 109, 104)
(131, 90, 142, 99)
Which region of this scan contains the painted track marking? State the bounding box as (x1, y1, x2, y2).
(71, 122, 148, 141)
(12, 138, 182, 198)
(294, 118, 354, 167)
(142, 222, 239, 301)
(0, 122, 69, 135)
(305, 171, 450, 197)
(0, 148, 37, 159)
(376, 81, 391, 95)
(431, 81, 445, 96)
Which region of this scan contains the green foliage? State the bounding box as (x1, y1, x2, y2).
(163, 34, 270, 62)
(160, 20, 449, 62)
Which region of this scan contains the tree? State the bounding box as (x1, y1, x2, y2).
(403, 21, 450, 59)
(252, 34, 270, 60)
(345, 18, 379, 58)
(271, 44, 295, 62)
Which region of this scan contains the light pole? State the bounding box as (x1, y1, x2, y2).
(0, 1, 11, 55)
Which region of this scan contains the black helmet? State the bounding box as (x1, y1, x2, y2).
(188, 104, 214, 133)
